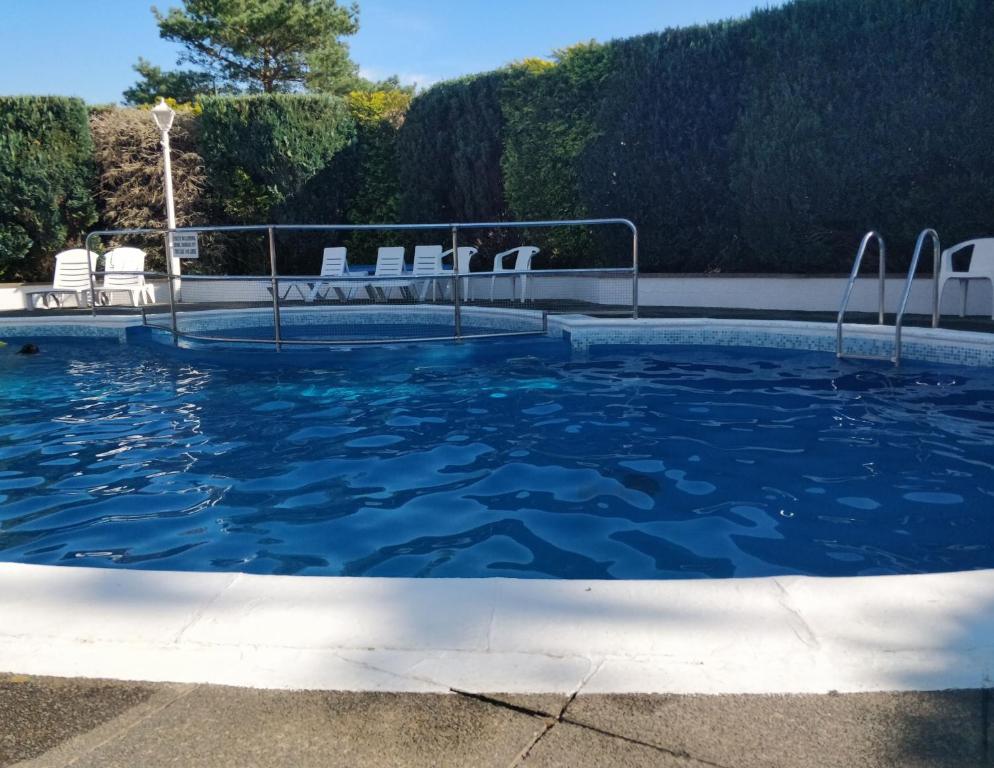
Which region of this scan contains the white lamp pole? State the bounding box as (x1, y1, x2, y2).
(151, 99, 180, 300)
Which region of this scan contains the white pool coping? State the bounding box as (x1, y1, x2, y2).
(3, 314, 993, 694)
(1, 562, 992, 694)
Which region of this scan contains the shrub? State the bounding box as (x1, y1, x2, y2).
(198, 93, 355, 271)
(396, 72, 508, 226)
(90, 106, 207, 267)
(580, 24, 749, 272)
(0, 97, 97, 281)
(729, 0, 994, 272)
(279, 90, 410, 258)
(501, 45, 616, 266)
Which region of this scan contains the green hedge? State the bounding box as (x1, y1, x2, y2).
(728, 0, 994, 272)
(501, 45, 616, 266)
(396, 73, 507, 225)
(581, 24, 749, 272)
(396, 0, 994, 274)
(0, 97, 96, 281)
(199, 93, 355, 272)
(279, 91, 410, 257)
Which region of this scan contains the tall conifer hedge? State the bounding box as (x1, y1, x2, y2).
(0, 97, 96, 281)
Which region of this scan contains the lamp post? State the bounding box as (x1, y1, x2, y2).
(151, 99, 180, 300)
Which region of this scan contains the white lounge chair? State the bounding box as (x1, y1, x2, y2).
(307, 247, 354, 303)
(938, 238, 994, 319)
(441, 246, 479, 300)
(412, 245, 444, 301)
(96, 247, 153, 307)
(368, 246, 411, 301)
(23, 249, 97, 309)
(490, 246, 540, 303)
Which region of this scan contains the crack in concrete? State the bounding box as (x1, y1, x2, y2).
(557, 717, 736, 768)
(456, 660, 729, 768)
(171, 573, 243, 644)
(772, 578, 820, 650)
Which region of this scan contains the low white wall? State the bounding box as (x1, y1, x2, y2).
(3, 275, 992, 316)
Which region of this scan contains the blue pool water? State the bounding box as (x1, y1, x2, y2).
(1, 335, 992, 579)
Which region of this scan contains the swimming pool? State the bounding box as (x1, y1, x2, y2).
(1, 335, 992, 579)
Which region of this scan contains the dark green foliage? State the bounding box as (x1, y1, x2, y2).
(277, 91, 410, 261)
(729, 0, 994, 272)
(0, 97, 97, 281)
(396, 73, 508, 226)
(198, 93, 355, 272)
(123, 58, 227, 105)
(501, 45, 616, 266)
(581, 24, 749, 272)
(153, 0, 360, 94)
(200, 94, 355, 222)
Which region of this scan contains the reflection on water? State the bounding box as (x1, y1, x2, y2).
(1, 337, 993, 579)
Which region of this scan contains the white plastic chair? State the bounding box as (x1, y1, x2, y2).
(24, 249, 97, 309)
(938, 239, 994, 319)
(307, 247, 353, 302)
(412, 245, 444, 301)
(97, 247, 153, 307)
(489, 246, 540, 303)
(368, 246, 411, 301)
(441, 246, 479, 300)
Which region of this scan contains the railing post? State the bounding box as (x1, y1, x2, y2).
(85, 232, 98, 318)
(451, 225, 462, 339)
(878, 238, 886, 326)
(932, 246, 940, 329)
(631, 226, 640, 320)
(268, 226, 282, 351)
(164, 231, 179, 345)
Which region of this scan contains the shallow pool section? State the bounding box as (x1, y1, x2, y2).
(1, 338, 992, 579)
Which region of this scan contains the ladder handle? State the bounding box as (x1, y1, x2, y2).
(837, 231, 886, 357)
(893, 229, 940, 365)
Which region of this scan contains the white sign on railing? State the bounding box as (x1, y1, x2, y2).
(170, 232, 199, 260)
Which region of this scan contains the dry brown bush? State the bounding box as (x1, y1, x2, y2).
(90, 107, 207, 266)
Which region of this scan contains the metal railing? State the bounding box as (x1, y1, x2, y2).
(893, 228, 940, 364)
(836, 231, 887, 360)
(836, 229, 941, 366)
(83, 219, 639, 349)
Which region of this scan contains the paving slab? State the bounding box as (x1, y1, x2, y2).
(520, 721, 707, 768)
(0, 675, 154, 767)
(22, 686, 551, 768)
(565, 691, 990, 768)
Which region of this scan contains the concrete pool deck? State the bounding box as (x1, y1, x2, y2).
(2, 564, 994, 696)
(2, 676, 990, 767)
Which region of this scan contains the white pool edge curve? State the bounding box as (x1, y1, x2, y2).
(2, 563, 992, 694)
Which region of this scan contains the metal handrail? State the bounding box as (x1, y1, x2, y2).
(893, 228, 940, 365)
(83, 219, 640, 348)
(836, 231, 886, 357)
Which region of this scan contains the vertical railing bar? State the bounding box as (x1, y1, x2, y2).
(632, 226, 640, 320)
(893, 229, 939, 366)
(451, 224, 462, 339)
(164, 232, 179, 345)
(878, 238, 886, 326)
(85, 232, 98, 318)
(268, 226, 282, 351)
(932, 245, 940, 329)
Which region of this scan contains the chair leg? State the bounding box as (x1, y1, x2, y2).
(961, 280, 968, 318)
(489, 276, 496, 303)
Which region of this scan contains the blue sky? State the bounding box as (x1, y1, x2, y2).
(0, 0, 773, 103)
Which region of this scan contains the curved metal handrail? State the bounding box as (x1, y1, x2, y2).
(836, 231, 886, 357)
(893, 228, 940, 365)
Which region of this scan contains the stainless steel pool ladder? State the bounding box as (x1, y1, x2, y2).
(837, 229, 940, 366)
